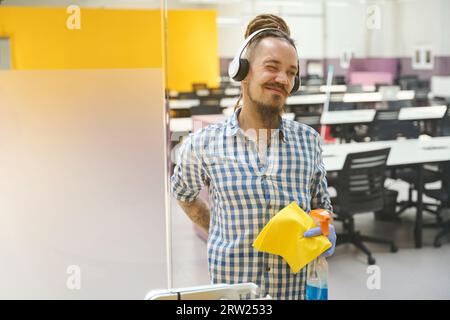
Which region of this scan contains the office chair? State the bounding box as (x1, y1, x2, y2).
(398, 76, 430, 103)
(190, 105, 222, 116)
(346, 85, 363, 93)
(328, 101, 355, 111)
(394, 164, 442, 217)
(209, 87, 225, 97)
(421, 162, 450, 247)
(368, 110, 420, 141)
(412, 79, 431, 103)
(368, 109, 441, 216)
(192, 82, 208, 91)
(177, 91, 197, 99)
(199, 97, 221, 107)
(397, 75, 418, 89)
(333, 76, 346, 85)
(306, 75, 324, 86)
(387, 100, 413, 110)
(333, 148, 398, 265)
(437, 105, 450, 136)
(295, 112, 321, 133)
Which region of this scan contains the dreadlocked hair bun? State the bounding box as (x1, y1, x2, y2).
(245, 14, 291, 38)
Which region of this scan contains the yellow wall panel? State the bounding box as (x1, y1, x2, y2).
(0, 7, 163, 69)
(167, 10, 219, 91)
(0, 7, 219, 91)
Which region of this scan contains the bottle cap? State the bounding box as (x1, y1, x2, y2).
(310, 209, 331, 236)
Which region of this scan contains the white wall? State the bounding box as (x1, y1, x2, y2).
(441, 0, 450, 55)
(325, 1, 366, 58)
(216, 1, 325, 58)
(4, 0, 449, 58)
(396, 0, 449, 57)
(215, 0, 450, 59)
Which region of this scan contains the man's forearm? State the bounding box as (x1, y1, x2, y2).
(177, 198, 211, 233)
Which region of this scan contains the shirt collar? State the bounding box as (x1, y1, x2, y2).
(226, 107, 287, 143)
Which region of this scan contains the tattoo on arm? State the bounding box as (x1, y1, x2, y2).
(178, 198, 210, 233)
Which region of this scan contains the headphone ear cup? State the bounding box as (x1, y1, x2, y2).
(290, 75, 300, 94)
(233, 58, 249, 81)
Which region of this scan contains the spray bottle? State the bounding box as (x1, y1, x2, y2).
(306, 209, 331, 300)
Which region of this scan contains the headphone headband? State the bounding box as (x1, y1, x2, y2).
(228, 28, 281, 80)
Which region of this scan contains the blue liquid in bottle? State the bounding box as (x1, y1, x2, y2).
(306, 284, 328, 300)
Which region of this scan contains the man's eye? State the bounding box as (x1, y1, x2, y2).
(266, 65, 277, 71)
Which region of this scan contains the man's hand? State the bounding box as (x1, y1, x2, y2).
(177, 198, 211, 234)
(303, 224, 336, 258)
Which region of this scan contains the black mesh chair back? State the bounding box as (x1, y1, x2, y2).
(190, 103, 222, 115)
(295, 113, 321, 132)
(329, 101, 355, 111)
(387, 100, 413, 110)
(337, 148, 391, 215)
(199, 97, 221, 107)
(346, 85, 363, 93)
(369, 110, 419, 140)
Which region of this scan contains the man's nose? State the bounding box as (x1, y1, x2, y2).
(275, 71, 289, 87)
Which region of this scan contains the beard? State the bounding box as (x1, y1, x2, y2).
(247, 85, 286, 124)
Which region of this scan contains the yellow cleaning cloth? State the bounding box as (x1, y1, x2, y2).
(253, 202, 332, 273)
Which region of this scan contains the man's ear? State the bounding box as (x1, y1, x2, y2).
(241, 69, 251, 84)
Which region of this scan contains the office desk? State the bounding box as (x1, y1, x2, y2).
(286, 90, 415, 107)
(220, 97, 239, 108)
(170, 117, 193, 132)
(320, 109, 376, 125)
(398, 105, 448, 136)
(170, 113, 295, 133)
(398, 105, 447, 120)
(169, 99, 200, 109)
(340, 90, 415, 103)
(224, 88, 240, 96)
(300, 85, 376, 94)
(287, 94, 327, 105)
(322, 136, 450, 248)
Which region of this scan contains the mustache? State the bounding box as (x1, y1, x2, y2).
(264, 83, 288, 95)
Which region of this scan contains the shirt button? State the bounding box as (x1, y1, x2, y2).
(267, 204, 273, 209)
(266, 267, 271, 272)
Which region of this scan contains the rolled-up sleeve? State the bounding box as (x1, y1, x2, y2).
(310, 135, 333, 212)
(171, 134, 205, 202)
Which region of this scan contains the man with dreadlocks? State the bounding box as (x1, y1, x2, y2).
(171, 14, 336, 300)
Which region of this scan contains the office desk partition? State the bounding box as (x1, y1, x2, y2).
(323, 136, 450, 248)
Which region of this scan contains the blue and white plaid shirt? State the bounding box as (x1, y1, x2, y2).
(171, 108, 332, 300)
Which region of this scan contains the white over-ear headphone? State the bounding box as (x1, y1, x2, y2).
(228, 27, 300, 94)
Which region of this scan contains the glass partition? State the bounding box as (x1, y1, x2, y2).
(0, 2, 168, 299)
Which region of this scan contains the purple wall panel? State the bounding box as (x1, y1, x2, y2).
(220, 56, 450, 81)
(399, 56, 450, 80)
